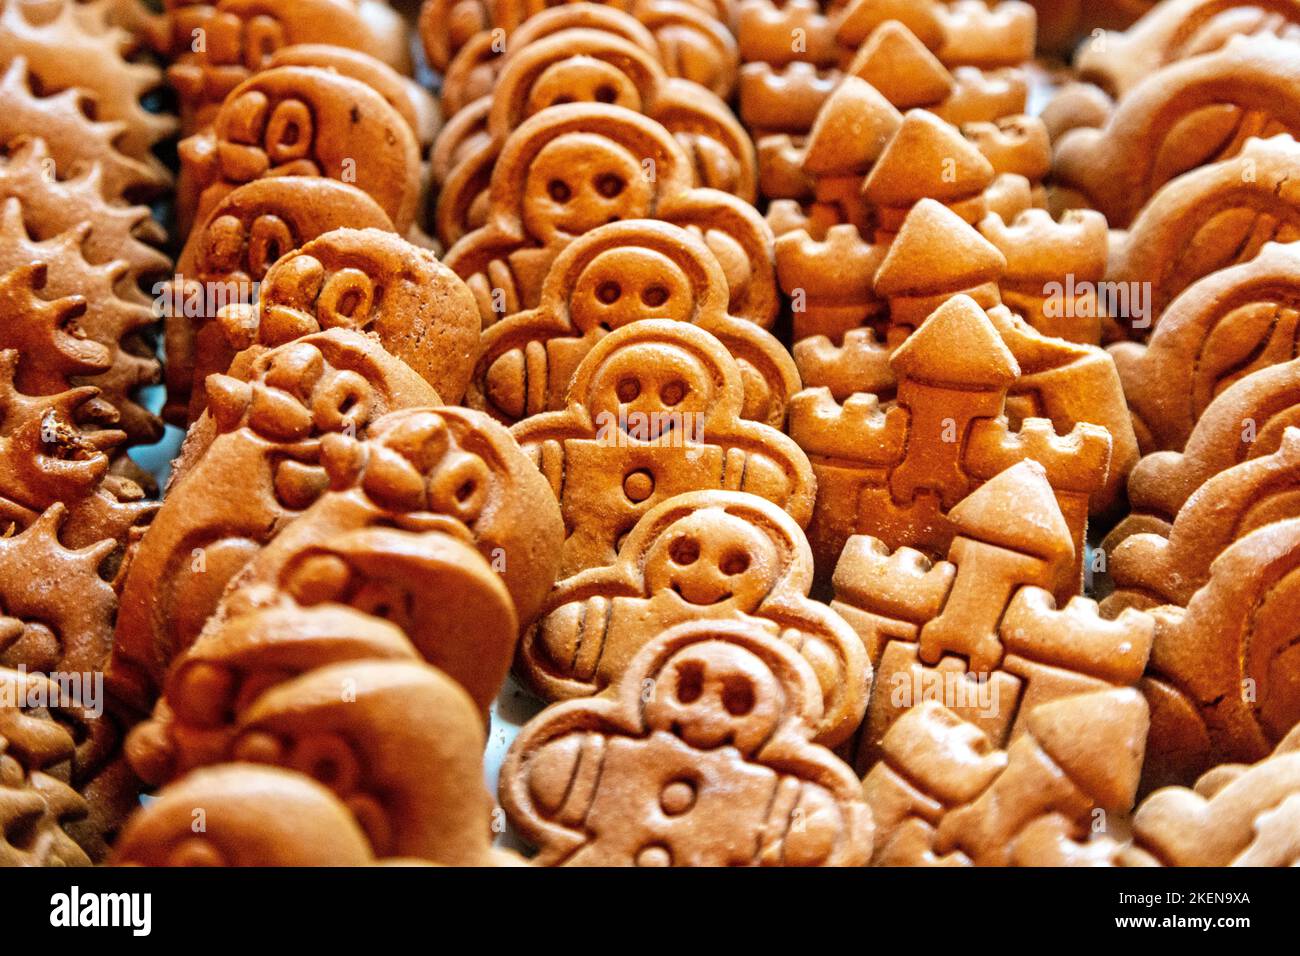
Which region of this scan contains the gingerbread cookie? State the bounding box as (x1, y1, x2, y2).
(432, 23, 757, 247)
(0, 199, 160, 449)
(441, 103, 777, 328)
(1076, 0, 1300, 99)
(467, 219, 797, 428)
(113, 763, 382, 866)
(126, 635, 514, 864)
(832, 460, 1154, 771)
(0, 138, 169, 295)
(0, 352, 153, 555)
(1104, 356, 1300, 552)
(502, 619, 874, 865)
(0, 56, 165, 203)
(134, 406, 565, 723)
(1110, 241, 1300, 454)
(1104, 427, 1300, 614)
(519, 489, 870, 746)
(438, 4, 663, 118)
(0, 666, 92, 866)
(204, 227, 480, 417)
(789, 296, 1113, 587)
(1126, 725, 1300, 866)
(510, 320, 815, 580)
(164, 176, 396, 426)
(164, 0, 414, 135)
(1054, 35, 1300, 228)
(0, 0, 173, 183)
(110, 330, 441, 709)
(176, 63, 420, 238)
(863, 689, 1149, 866)
(1140, 516, 1300, 791)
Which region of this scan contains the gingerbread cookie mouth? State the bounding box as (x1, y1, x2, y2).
(669, 582, 733, 606)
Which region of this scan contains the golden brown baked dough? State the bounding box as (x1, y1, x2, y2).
(502, 618, 875, 865)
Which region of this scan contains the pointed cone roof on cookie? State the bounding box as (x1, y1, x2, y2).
(803, 76, 903, 176)
(1025, 688, 1147, 811)
(836, 0, 944, 50)
(847, 21, 955, 109)
(874, 198, 1006, 297)
(891, 293, 1017, 389)
(948, 460, 1074, 562)
(862, 110, 995, 206)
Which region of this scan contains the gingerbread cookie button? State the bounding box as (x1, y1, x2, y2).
(502, 619, 874, 866)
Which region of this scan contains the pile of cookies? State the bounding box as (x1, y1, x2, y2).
(2, 0, 1298, 868)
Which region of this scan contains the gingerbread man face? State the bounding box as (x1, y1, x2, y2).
(219, 227, 481, 404)
(643, 511, 782, 611)
(522, 133, 657, 243)
(501, 619, 874, 866)
(512, 320, 814, 579)
(570, 245, 699, 331)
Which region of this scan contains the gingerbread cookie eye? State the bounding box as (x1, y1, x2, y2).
(527, 57, 643, 113)
(522, 134, 654, 241)
(246, 213, 294, 279)
(645, 642, 785, 754)
(242, 14, 287, 70)
(264, 99, 314, 166)
(315, 268, 375, 329)
(570, 247, 695, 330)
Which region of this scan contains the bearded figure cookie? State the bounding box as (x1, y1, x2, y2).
(206, 407, 565, 635)
(113, 763, 385, 866)
(831, 461, 1154, 771)
(519, 490, 869, 746)
(163, 0, 414, 134)
(205, 227, 480, 417)
(126, 633, 517, 865)
(502, 619, 874, 866)
(110, 330, 441, 710)
(163, 176, 396, 426)
(468, 220, 797, 428)
(176, 64, 420, 238)
(432, 23, 756, 248)
(511, 320, 815, 580)
(442, 103, 777, 329)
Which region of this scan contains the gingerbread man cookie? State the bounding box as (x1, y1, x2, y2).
(502, 619, 874, 866)
(468, 219, 797, 428)
(441, 103, 776, 328)
(510, 320, 815, 580)
(519, 489, 870, 746)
